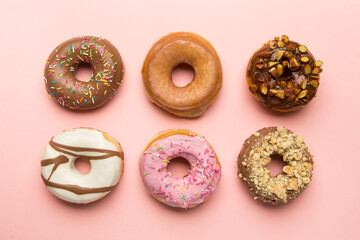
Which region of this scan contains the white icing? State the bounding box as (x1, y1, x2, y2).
(41, 128, 123, 204)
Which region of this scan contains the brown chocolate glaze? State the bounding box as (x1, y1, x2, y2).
(44, 36, 124, 110)
(247, 35, 323, 112)
(41, 155, 69, 180)
(237, 127, 314, 204)
(48, 138, 123, 159)
(41, 139, 123, 195)
(41, 175, 117, 195)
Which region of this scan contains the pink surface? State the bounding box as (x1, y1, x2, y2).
(0, 0, 359, 239)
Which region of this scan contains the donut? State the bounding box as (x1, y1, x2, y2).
(246, 35, 323, 112)
(41, 128, 124, 204)
(141, 32, 222, 118)
(237, 126, 313, 204)
(139, 129, 221, 209)
(44, 36, 124, 110)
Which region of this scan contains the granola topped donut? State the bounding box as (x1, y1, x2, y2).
(44, 36, 124, 110)
(247, 35, 323, 112)
(237, 126, 314, 204)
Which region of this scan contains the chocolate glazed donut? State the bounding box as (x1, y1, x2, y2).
(247, 35, 323, 112)
(44, 36, 124, 110)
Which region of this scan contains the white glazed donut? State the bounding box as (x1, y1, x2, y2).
(41, 128, 124, 204)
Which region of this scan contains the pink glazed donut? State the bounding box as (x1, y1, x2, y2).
(139, 129, 221, 209)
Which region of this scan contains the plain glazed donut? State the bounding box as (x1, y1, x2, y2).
(237, 126, 313, 204)
(139, 129, 221, 209)
(41, 128, 124, 204)
(44, 36, 124, 110)
(142, 32, 223, 118)
(247, 35, 323, 112)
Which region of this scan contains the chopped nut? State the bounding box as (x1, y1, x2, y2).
(269, 67, 278, 78)
(260, 84, 268, 95)
(263, 158, 271, 165)
(303, 64, 312, 75)
(285, 52, 293, 59)
(283, 166, 293, 174)
(296, 136, 304, 143)
(268, 62, 278, 68)
(280, 81, 287, 88)
(256, 64, 265, 69)
(312, 67, 323, 74)
(287, 81, 293, 89)
(302, 177, 310, 184)
(275, 90, 285, 99)
(300, 79, 308, 89)
(249, 84, 258, 93)
(286, 43, 297, 52)
(238, 173, 243, 178)
(285, 88, 295, 96)
(269, 40, 277, 48)
(294, 152, 303, 160)
(278, 41, 285, 47)
(277, 126, 287, 133)
(297, 90, 307, 99)
(289, 178, 299, 191)
(304, 162, 313, 170)
(252, 153, 260, 160)
(281, 35, 289, 43)
(310, 80, 319, 88)
(269, 82, 275, 89)
(276, 51, 285, 60)
(310, 75, 320, 80)
(277, 64, 284, 76)
(257, 58, 264, 64)
(289, 58, 300, 70)
(300, 56, 309, 63)
(315, 60, 323, 67)
(274, 36, 280, 41)
(258, 51, 271, 58)
(294, 88, 301, 95)
(269, 89, 278, 96)
(298, 45, 308, 53)
(282, 60, 289, 68)
(253, 132, 260, 137)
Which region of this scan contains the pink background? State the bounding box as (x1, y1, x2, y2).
(1, 0, 360, 239)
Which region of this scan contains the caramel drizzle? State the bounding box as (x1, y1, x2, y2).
(41, 138, 123, 195)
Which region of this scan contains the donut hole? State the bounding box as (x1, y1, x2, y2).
(74, 63, 93, 82)
(74, 156, 91, 175)
(266, 154, 286, 176)
(166, 157, 191, 177)
(171, 63, 195, 87)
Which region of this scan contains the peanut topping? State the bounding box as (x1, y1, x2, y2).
(298, 45, 308, 53)
(248, 35, 323, 111)
(239, 127, 313, 204)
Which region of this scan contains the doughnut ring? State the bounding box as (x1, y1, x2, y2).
(139, 129, 221, 209)
(247, 35, 323, 112)
(237, 126, 313, 204)
(44, 36, 124, 110)
(142, 32, 222, 118)
(41, 128, 124, 204)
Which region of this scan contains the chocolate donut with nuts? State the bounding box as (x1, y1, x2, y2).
(247, 35, 323, 112)
(237, 127, 314, 204)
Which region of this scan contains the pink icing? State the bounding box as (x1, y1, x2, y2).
(140, 133, 221, 209)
